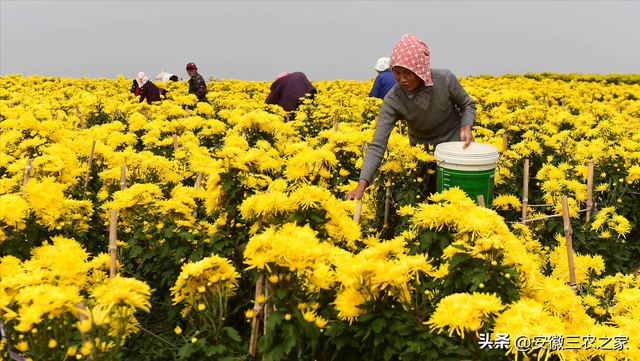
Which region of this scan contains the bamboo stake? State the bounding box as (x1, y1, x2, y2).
(263, 283, 273, 336)
(249, 275, 264, 358)
(275, 108, 279, 116)
(522, 159, 530, 223)
(586, 160, 594, 223)
(477, 194, 485, 208)
(353, 200, 363, 223)
(384, 172, 392, 227)
(502, 133, 508, 153)
(184, 105, 190, 117)
(285, 112, 290, 122)
(120, 166, 127, 190)
(83, 140, 97, 191)
(109, 209, 118, 279)
(191, 172, 203, 218)
(110, 109, 116, 122)
(398, 120, 403, 135)
(374, 116, 379, 129)
(76, 105, 85, 129)
(362, 141, 368, 154)
(22, 160, 32, 200)
(561, 96, 565, 111)
(244, 110, 248, 115)
(561, 195, 578, 293)
(75, 302, 97, 360)
(172, 134, 179, 151)
(333, 112, 338, 132)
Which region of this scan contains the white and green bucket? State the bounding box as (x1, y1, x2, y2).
(434, 142, 500, 207)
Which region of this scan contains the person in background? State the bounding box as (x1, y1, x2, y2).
(265, 72, 317, 112)
(169, 75, 179, 82)
(369, 57, 396, 100)
(347, 34, 476, 201)
(186, 62, 209, 103)
(131, 71, 145, 96)
(139, 76, 162, 104)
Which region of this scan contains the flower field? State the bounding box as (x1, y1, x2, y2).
(1, 72, 639, 361)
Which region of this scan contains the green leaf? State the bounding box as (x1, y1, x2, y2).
(371, 318, 386, 333)
(222, 326, 241, 342)
(177, 344, 193, 359)
(163, 225, 176, 237)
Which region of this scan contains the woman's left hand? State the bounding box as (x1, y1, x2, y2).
(460, 125, 474, 149)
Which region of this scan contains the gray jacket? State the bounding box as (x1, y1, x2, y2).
(359, 69, 476, 183)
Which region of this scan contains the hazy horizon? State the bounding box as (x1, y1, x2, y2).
(2, 1, 639, 82)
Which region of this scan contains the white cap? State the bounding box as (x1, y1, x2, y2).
(374, 57, 390, 71)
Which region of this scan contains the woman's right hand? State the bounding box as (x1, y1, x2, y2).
(346, 179, 369, 200)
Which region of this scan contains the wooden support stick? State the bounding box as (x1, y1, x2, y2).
(120, 166, 127, 190)
(109, 209, 118, 279)
(384, 172, 392, 227)
(586, 160, 594, 223)
(145, 108, 149, 120)
(192, 172, 203, 218)
(502, 133, 508, 153)
(244, 110, 248, 115)
(83, 140, 97, 191)
(110, 109, 116, 122)
(333, 112, 338, 132)
(263, 283, 273, 336)
(374, 116, 379, 129)
(249, 275, 264, 357)
(75, 302, 97, 360)
(22, 160, 32, 200)
(172, 134, 179, 151)
(285, 112, 290, 122)
(561, 96, 565, 111)
(362, 141, 368, 155)
(522, 159, 530, 223)
(477, 194, 485, 208)
(184, 105, 190, 117)
(76, 105, 85, 129)
(561, 195, 578, 292)
(275, 108, 279, 116)
(398, 120, 403, 136)
(353, 200, 363, 223)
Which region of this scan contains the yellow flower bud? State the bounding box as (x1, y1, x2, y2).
(48, 339, 57, 348)
(198, 303, 206, 311)
(174, 326, 182, 335)
(67, 346, 77, 356)
(285, 314, 292, 321)
(245, 309, 255, 319)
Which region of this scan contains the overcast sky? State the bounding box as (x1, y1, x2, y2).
(1, 1, 639, 81)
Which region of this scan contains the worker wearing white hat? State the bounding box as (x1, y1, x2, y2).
(369, 57, 396, 99)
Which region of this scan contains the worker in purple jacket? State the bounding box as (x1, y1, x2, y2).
(265, 72, 317, 112)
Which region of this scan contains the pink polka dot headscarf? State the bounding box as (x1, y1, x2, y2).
(389, 34, 433, 87)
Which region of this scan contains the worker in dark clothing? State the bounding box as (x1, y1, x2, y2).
(186, 62, 209, 103)
(265, 72, 317, 112)
(139, 77, 162, 104)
